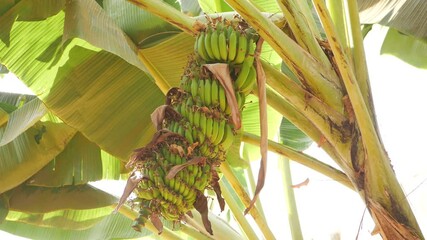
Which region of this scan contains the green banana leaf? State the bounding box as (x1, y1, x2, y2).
(7, 184, 117, 213)
(358, 0, 427, 40)
(279, 117, 312, 151)
(381, 28, 427, 69)
(0, 120, 76, 194)
(0, 213, 149, 240)
(27, 133, 102, 187)
(241, 95, 282, 162)
(103, 0, 181, 48)
(180, 0, 203, 17)
(0, 97, 47, 146)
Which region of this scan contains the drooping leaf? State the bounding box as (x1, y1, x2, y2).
(180, 0, 203, 17)
(279, 117, 312, 151)
(139, 32, 195, 88)
(381, 28, 427, 69)
(0, 97, 47, 146)
(358, 0, 427, 40)
(8, 184, 117, 213)
(0, 194, 8, 223)
(0, 121, 76, 194)
(103, 0, 181, 47)
(26, 132, 103, 187)
(198, 0, 233, 13)
(0, 212, 150, 240)
(63, 0, 145, 71)
(0, 8, 165, 159)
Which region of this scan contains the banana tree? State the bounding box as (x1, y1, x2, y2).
(0, 0, 426, 239)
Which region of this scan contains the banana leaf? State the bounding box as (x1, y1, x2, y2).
(7, 184, 117, 213)
(381, 28, 427, 69)
(102, 0, 181, 47)
(0, 120, 76, 194)
(358, 0, 427, 40)
(0, 213, 149, 240)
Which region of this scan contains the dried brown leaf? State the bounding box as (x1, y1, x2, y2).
(165, 87, 185, 105)
(113, 170, 144, 213)
(150, 213, 163, 235)
(166, 157, 206, 179)
(151, 105, 181, 130)
(292, 178, 310, 188)
(204, 63, 241, 129)
(368, 199, 420, 240)
(169, 144, 186, 157)
(193, 191, 213, 235)
(211, 171, 225, 211)
(245, 38, 267, 215)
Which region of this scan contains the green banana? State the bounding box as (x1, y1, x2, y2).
(204, 29, 215, 59)
(193, 109, 201, 128)
(174, 178, 181, 193)
(218, 84, 227, 112)
(234, 33, 248, 64)
(197, 129, 206, 144)
(210, 29, 221, 60)
(206, 116, 214, 141)
(234, 61, 251, 90)
(204, 78, 212, 106)
(211, 79, 219, 106)
(198, 80, 205, 104)
(190, 79, 198, 97)
(218, 31, 228, 61)
(211, 118, 219, 144)
(213, 119, 225, 145)
(197, 32, 210, 61)
(227, 28, 238, 61)
(199, 113, 208, 136)
(184, 127, 193, 144)
(240, 65, 256, 95)
(220, 123, 235, 150)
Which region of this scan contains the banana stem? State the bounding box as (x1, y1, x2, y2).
(278, 0, 337, 84)
(313, 0, 423, 237)
(347, 0, 375, 122)
(224, 0, 344, 114)
(115, 205, 181, 239)
(219, 163, 276, 240)
(179, 223, 213, 240)
(263, 88, 353, 175)
(220, 178, 260, 240)
(279, 156, 303, 240)
(242, 132, 353, 189)
(128, 0, 197, 35)
(325, 0, 349, 53)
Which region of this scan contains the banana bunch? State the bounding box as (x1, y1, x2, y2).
(130, 134, 213, 222)
(195, 20, 256, 65)
(124, 17, 259, 235)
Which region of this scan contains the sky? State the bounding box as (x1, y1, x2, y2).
(1, 25, 426, 239)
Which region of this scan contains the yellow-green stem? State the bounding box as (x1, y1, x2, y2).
(179, 224, 213, 240)
(186, 210, 245, 240)
(278, 0, 337, 85)
(279, 156, 303, 240)
(116, 205, 181, 239)
(313, 0, 423, 237)
(219, 163, 276, 240)
(220, 178, 260, 240)
(243, 132, 352, 189)
(326, 0, 348, 53)
(263, 88, 352, 175)
(225, 0, 344, 114)
(347, 0, 375, 122)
